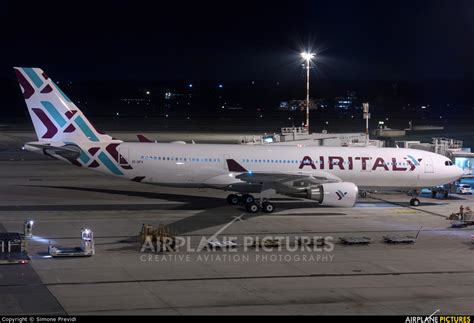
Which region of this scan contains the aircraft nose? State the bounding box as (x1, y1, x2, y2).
(454, 166, 464, 180)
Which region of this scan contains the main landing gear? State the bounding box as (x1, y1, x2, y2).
(226, 194, 254, 205)
(226, 194, 240, 205)
(245, 199, 275, 214)
(226, 194, 275, 213)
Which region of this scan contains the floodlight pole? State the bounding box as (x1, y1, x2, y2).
(301, 52, 314, 133)
(363, 102, 370, 144)
(305, 58, 310, 133)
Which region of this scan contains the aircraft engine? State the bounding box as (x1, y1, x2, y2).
(306, 182, 358, 207)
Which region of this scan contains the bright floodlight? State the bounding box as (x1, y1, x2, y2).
(300, 51, 315, 132)
(301, 52, 315, 61)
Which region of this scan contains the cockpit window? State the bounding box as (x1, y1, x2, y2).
(445, 160, 454, 166)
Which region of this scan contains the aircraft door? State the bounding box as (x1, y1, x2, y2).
(117, 147, 130, 166)
(424, 156, 434, 173)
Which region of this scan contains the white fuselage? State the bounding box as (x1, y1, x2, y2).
(108, 143, 463, 190)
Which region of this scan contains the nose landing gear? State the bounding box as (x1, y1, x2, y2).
(408, 190, 421, 206)
(410, 198, 421, 207)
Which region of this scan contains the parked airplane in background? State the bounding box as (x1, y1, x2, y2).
(14, 67, 464, 213)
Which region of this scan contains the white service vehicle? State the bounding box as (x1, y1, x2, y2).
(456, 184, 472, 195)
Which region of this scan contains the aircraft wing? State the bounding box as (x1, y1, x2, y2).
(226, 159, 341, 188)
(235, 171, 340, 185)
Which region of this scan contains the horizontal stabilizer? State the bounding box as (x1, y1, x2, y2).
(137, 134, 153, 142)
(24, 142, 81, 161)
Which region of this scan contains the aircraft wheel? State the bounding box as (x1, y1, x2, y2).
(226, 194, 240, 205)
(410, 198, 420, 207)
(359, 191, 367, 198)
(262, 202, 275, 213)
(242, 194, 255, 205)
(245, 203, 260, 213)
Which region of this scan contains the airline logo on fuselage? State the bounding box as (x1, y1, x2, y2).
(299, 155, 422, 171)
(336, 190, 347, 200)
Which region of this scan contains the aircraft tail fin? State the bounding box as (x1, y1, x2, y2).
(14, 67, 113, 143)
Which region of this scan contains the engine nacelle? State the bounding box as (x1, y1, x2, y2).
(306, 182, 358, 207)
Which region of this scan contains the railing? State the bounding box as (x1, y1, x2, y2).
(280, 127, 309, 135)
(432, 137, 463, 156)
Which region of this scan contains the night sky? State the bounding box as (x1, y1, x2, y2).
(1, 0, 474, 81)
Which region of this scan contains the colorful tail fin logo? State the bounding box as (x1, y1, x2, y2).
(14, 67, 112, 143)
(336, 190, 347, 200)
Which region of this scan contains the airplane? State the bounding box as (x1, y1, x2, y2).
(13, 67, 464, 213)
